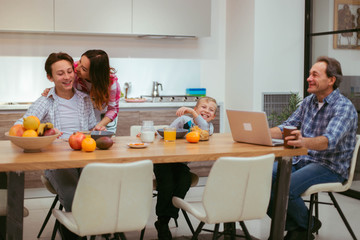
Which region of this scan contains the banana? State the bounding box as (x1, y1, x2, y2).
(37, 122, 54, 136)
(45, 122, 54, 129)
(37, 123, 47, 136)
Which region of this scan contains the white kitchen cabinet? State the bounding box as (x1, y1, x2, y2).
(132, 0, 211, 37)
(54, 0, 132, 34)
(0, 0, 53, 32)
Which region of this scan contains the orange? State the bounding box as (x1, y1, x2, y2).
(22, 129, 38, 137)
(9, 124, 26, 137)
(186, 131, 200, 143)
(81, 137, 96, 152)
(23, 116, 40, 130)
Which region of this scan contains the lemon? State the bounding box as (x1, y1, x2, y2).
(23, 116, 40, 130)
(22, 129, 38, 137)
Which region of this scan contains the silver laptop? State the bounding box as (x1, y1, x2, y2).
(226, 110, 284, 146)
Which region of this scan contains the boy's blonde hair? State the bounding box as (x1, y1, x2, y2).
(195, 96, 217, 111)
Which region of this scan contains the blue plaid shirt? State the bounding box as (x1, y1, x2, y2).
(278, 89, 358, 179)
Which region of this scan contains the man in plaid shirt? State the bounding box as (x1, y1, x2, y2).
(268, 56, 358, 240)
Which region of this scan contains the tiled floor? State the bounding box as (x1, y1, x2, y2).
(23, 179, 360, 240)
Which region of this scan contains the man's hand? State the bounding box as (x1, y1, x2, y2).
(286, 130, 328, 150)
(286, 130, 304, 148)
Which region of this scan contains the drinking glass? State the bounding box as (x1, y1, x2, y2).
(164, 127, 176, 142)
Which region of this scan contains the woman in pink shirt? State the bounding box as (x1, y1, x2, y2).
(44, 49, 121, 132)
(75, 50, 120, 132)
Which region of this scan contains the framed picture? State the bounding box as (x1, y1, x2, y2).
(333, 0, 360, 49)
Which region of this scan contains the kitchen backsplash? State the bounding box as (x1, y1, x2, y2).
(0, 57, 201, 103)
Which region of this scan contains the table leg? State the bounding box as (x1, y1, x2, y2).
(0, 173, 7, 239)
(269, 157, 292, 240)
(6, 172, 24, 240)
(223, 222, 236, 240)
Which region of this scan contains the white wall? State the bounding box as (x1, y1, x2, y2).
(0, 0, 225, 104)
(0, 0, 308, 134)
(223, 0, 305, 132)
(253, 0, 305, 111)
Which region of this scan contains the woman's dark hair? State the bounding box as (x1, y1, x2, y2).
(316, 56, 343, 89)
(45, 52, 74, 77)
(82, 49, 115, 110)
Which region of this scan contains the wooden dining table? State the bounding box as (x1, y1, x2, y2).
(0, 133, 307, 240)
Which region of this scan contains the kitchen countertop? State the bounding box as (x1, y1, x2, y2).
(0, 100, 200, 111)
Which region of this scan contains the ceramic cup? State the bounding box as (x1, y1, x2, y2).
(283, 126, 297, 148)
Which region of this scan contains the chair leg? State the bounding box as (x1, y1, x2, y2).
(118, 232, 127, 240)
(51, 203, 63, 240)
(139, 227, 146, 240)
(328, 192, 357, 240)
(239, 221, 252, 240)
(192, 222, 205, 240)
(37, 195, 59, 238)
(52, 220, 61, 240)
(174, 217, 179, 227)
(181, 209, 195, 234)
(307, 194, 315, 240)
(212, 224, 220, 240)
(314, 193, 319, 234)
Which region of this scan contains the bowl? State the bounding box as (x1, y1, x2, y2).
(5, 132, 60, 153)
(90, 131, 114, 140)
(157, 128, 188, 139)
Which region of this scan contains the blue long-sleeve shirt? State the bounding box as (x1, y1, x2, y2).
(278, 89, 358, 179)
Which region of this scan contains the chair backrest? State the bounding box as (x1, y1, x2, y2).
(71, 160, 153, 236)
(342, 135, 360, 190)
(130, 125, 169, 137)
(202, 154, 275, 224)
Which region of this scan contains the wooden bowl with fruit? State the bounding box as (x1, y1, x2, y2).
(5, 116, 59, 153)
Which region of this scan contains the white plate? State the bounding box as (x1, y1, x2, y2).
(127, 142, 149, 149)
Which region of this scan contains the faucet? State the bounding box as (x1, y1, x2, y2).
(124, 82, 131, 99)
(152, 81, 163, 97)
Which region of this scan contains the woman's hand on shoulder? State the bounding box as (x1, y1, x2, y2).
(41, 88, 51, 97)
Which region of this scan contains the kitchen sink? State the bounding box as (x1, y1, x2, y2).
(140, 95, 199, 102)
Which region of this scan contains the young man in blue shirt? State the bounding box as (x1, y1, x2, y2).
(269, 56, 358, 240)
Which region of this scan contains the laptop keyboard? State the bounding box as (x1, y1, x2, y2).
(272, 138, 284, 145)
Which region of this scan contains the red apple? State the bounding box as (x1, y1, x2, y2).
(43, 128, 57, 136)
(69, 132, 86, 150)
(9, 124, 26, 137)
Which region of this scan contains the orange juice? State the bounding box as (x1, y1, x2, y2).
(164, 127, 176, 142)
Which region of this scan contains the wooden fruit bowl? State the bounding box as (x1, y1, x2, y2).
(5, 132, 60, 153)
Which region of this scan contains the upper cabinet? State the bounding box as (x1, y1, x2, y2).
(0, 0, 211, 37)
(132, 0, 211, 37)
(54, 0, 132, 34)
(0, 0, 53, 32)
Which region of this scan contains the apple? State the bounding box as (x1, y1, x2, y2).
(9, 124, 26, 137)
(69, 132, 86, 150)
(43, 128, 57, 136)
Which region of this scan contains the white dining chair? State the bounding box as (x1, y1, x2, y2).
(302, 135, 360, 240)
(0, 189, 29, 217)
(173, 154, 275, 239)
(52, 160, 153, 240)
